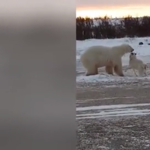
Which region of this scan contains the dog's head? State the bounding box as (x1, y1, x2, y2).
(130, 52, 137, 59)
(130, 52, 137, 56)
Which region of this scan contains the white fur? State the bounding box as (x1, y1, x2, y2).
(125, 53, 147, 76)
(80, 44, 134, 76)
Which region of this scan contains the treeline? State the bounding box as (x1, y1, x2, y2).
(76, 16, 150, 40)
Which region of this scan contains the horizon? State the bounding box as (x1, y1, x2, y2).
(76, 0, 150, 18)
(76, 15, 150, 20)
(76, 6, 150, 18)
(76, 14, 150, 19)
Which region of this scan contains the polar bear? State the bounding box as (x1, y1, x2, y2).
(80, 44, 134, 76)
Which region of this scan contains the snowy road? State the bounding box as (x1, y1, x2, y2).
(76, 37, 150, 150)
(76, 83, 150, 150)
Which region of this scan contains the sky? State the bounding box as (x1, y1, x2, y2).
(76, 0, 150, 18)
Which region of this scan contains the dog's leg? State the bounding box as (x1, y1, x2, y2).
(133, 69, 138, 76)
(138, 68, 145, 77)
(138, 66, 147, 77)
(144, 65, 147, 76)
(143, 69, 147, 76)
(124, 66, 131, 72)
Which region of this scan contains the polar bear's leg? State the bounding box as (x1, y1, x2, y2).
(114, 58, 124, 76)
(105, 61, 114, 75)
(81, 58, 98, 76)
(105, 66, 113, 75)
(86, 64, 98, 76)
(114, 65, 124, 76)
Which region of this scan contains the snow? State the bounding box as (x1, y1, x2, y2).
(76, 103, 150, 111)
(92, 18, 122, 27)
(76, 103, 150, 119)
(77, 109, 150, 119)
(91, 18, 144, 27)
(76, 37, 150, 83)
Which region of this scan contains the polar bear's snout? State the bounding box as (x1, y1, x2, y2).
(129, 47, 134, 52)
(128, 45, 134, 52)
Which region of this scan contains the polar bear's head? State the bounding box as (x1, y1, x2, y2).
(121, 44, 134, 52)
(116, 44, 134, 56)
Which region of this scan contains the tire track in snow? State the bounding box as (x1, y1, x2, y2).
(76, 103, 150, 120)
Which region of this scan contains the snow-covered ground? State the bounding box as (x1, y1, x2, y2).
(76, 37, 150, 83)
(76, 103, 150, 119)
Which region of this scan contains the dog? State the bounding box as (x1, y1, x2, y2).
(125, 52, 147, 76)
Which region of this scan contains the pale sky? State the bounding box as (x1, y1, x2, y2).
(0, 0, 73, 26)
(76, 0, 150, 18)
(0, 0, 57, 24)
